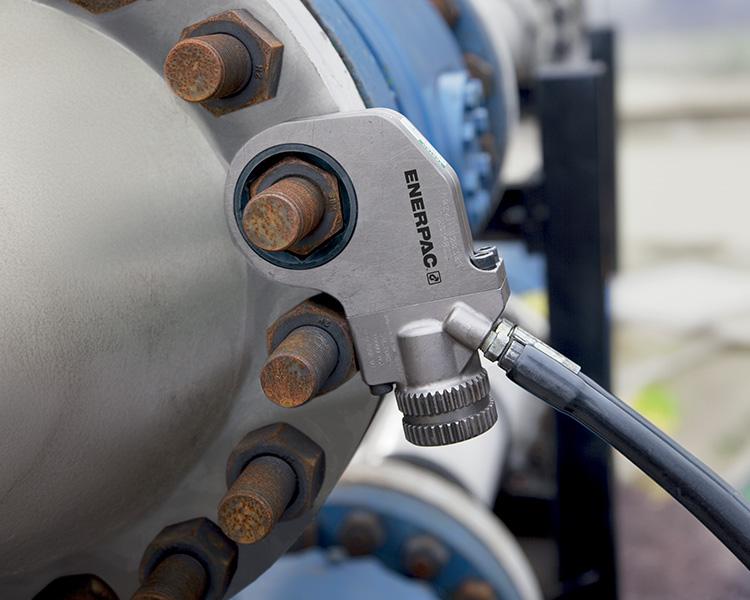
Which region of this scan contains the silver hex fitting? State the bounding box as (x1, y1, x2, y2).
(395, 318, 496, 446)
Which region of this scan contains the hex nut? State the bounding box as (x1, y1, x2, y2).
(138, 518, 238, 600)
(226, 424, 325, 520)
(249, 157, 343, 256)
(266, 297, 357, 395)
(33, 574, 118, 600)
(175, 10, 283, 116)
(69, 0, 137, 14)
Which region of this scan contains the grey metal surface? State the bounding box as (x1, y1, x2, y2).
(1, 1, 377, 597)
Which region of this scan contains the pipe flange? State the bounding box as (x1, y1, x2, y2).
(402, 398, 498, 447)
(395, 368, 490, 417)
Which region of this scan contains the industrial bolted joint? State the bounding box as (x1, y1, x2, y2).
(225, 109, 509, 446)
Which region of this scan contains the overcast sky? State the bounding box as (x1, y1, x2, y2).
(588, 0, 750, 32)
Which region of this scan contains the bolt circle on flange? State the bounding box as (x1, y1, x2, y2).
(166, 10, 283, 116)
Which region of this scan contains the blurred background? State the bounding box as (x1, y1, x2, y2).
(582, 1, 750, 597)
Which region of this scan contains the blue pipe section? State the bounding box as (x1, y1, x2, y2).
(303, 0, 499, 231)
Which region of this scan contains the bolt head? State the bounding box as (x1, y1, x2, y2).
(402, 535, 450, 580)
(339, 511, 385, 556)
(453, 579, 496, 600)
(249, 157, 343, 256)
(176, 10, 283, 116)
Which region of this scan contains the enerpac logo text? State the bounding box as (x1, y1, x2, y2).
(404, 169, 441, 285)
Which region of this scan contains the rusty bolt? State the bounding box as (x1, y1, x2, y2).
(164, 34, 252, 103)
(247, 157, 343, 256)
(132, 554, 207, 600)
(339, 511, 385, 557)
(138, 518, 237, 600)
(402, 535, 450, 580)
(218, 455, 297, 544)
(261, 325, 339, 408)
(453, 580, 496, 600)
(265, 297, 357, 405)
(430, 0, 461, 27)
(226, 424, 325, 522)
(33, 574, 118, 600)
(243, 177, 326, 252)
(169, 10, 283, 116)
(69, 0, 136, 14)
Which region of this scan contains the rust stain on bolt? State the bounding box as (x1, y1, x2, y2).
(339, 511, 385, 557)
(165, 34, 251, 103)
(243, 177, 326, 252)
(218, 455, 297, 544)
(132, 554, 207, 600)
(402, 535, 450, 580)
(261, 325, 339, 408)
(453, 579, 497, 600)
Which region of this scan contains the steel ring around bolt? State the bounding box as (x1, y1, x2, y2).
(233, 144, 358, 270)
(267, 302, 356, 396)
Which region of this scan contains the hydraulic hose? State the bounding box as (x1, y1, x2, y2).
(482, 320, 750, 570)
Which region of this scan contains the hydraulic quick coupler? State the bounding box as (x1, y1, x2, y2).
(225, 109, 509, 446)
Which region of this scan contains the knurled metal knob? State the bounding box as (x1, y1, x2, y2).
(396, 367, 497, 446)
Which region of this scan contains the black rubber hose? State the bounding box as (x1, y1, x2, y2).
(504, 344, 750, 569)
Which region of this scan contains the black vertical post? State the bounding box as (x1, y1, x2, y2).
(589, 27, 619, 274)
(537, 62, 618, 599)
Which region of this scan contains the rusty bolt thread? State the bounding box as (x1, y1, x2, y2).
(132, 554, 208, 600)
(243, 177, 326, 253)
(164, 34, 251, 103)
(218, 456, 297, 544)
(260, 326, 339, 408)
(452, 579, 496, 600)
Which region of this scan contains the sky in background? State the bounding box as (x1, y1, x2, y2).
(588, 0, 750, 32)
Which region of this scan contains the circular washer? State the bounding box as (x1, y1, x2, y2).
(233, 144, 358, 270)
